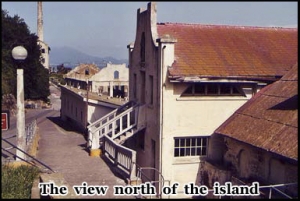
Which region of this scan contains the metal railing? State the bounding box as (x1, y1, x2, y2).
(230, 176, 298, 199)
(2, 137, 55, 173)
(136, 166, 169, 199)
(25, 119, 37, 146)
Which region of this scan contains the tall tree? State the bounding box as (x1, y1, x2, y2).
(1, 9, 50, 101)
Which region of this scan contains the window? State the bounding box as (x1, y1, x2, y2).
(133, 74, 137, 99)
(138, 130, 145, 150)
(85, 69, 89, 75)
(140, 32, 145, 63)
(114, 71, 119, 79)
(149, 75, 154, 105)
(140, 71, 145, 104)
(182, 83, 245, 96)
(174, 137, 208, 157)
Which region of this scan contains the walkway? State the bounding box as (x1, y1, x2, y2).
(36, 110, 134, 199)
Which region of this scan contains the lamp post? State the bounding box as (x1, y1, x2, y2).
(12, 46, 28, 161)
(86, 79, 89, 127)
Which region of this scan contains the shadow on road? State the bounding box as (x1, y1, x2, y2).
(47, 116, 84, 135)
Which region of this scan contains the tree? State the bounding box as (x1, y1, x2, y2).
(1, 9, 50, 102)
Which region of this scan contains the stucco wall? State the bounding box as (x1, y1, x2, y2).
(160, 80, 252, 197)
(223, 138, 298, 184)
(60, 86, 118, 132)
(60, 86, 86, 131)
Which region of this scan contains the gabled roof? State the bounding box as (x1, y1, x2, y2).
(157, 23, 297, 81)
(214, 63, 298, 160)
(65, 63, 100, 80)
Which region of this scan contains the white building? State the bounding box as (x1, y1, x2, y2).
(61, 63, 128, 132)
(123, 2, 297, 198)
(89, 63, 129, 98)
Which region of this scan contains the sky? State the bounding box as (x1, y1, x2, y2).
(1, 1, 298, 60)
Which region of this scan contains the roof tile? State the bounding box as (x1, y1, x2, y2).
(157, 23, 297, 80)
(215, 63, 298, 160)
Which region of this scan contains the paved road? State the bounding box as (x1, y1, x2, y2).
(3, 83, 133, 198)
(2, 84, 61, 162)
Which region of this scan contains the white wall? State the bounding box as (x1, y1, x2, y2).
(90, 63, 129, 96)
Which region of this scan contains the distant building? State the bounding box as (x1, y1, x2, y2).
(64, 63, 100, 90)
(89, 63, 129, 98)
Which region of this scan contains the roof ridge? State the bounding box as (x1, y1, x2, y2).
(157, 22, 297, 30)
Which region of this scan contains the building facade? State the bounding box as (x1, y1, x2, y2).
(125, 2, 297, 198)
(89, 63, 129, 98)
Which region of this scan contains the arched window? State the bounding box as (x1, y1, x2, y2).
(114, 71, 119, 79)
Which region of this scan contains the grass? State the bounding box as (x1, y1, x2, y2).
(1, 164, 40, 199)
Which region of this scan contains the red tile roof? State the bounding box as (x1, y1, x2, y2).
(157, 23, 297, 81)
(214, 63, 298, 160)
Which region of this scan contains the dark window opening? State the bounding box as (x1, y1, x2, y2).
(182, 83, 245, 97)
(114, 71, 119, 79)
(174, 136, 209, 157)
(140, 32, 145, 63)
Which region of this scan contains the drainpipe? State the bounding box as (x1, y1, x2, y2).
(159, 44, 166, 196)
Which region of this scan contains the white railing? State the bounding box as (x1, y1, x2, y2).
(88, 100, 135, 131)
(88, 102, 139, 150)
(87, 101, 147, 183)
(98, 106, 138, 139)
(103, 135, 137, 180)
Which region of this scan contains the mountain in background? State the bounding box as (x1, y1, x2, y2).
(49, 46, 128, 68)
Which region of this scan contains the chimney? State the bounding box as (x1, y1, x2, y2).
(37, 2, 43, 41)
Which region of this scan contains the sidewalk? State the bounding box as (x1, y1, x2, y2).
(35, 110, 133, 199)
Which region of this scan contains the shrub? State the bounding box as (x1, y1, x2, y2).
(1, 164, 40, 199)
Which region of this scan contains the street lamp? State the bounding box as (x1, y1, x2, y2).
(12, 46, 28, 161)
(86, 79, 89, 127)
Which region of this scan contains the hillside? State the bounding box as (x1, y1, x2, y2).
(49, 46, 128, 68)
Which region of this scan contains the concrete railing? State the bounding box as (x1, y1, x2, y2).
(103, 135, 137, 181)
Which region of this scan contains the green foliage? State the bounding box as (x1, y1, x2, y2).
(1, 164, 40, 199)
(50, 72, 66, 85)
(1, 9, 50, 101)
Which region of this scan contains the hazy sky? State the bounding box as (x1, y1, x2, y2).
(2, 1, 298, 60)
